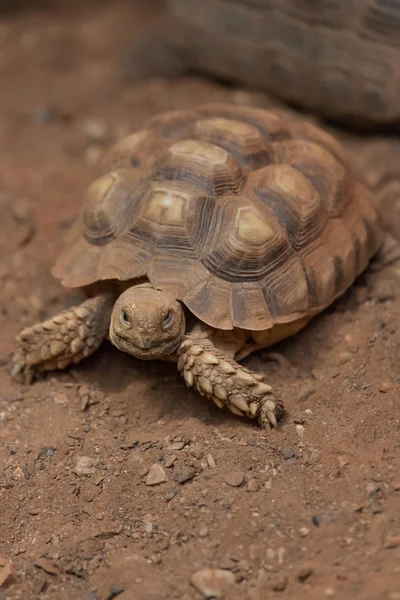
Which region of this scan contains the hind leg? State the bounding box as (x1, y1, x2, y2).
(10, 292, 115, 384)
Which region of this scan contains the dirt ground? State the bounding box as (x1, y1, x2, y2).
(1, 2, 400, 599)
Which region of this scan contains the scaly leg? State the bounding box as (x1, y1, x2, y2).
(10, 292, 115, 384)
(177, 334, 284, 428)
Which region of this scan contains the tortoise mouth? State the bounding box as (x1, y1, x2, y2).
(110, 329, 182, 360)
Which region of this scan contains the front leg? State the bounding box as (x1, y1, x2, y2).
(10, 292, 115, 384)
(177, 335, 284, 428)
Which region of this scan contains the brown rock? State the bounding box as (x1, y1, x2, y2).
(73, 456, 94, 477)
(191, 568, 236, 598)
(247, 478, 260, 492)
(224, 471, 244, 487)
(0, 562, 17, 590)
(174, 464, 196, 484)
(34, 557, 58, 575)
(146, 464, 168, 486)
(297, 562, 314, 582)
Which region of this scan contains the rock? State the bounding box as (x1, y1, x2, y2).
(165, 454, 177, 468)
(247, 478, 260, 492)
(73, 456, 95, 477)
(281, 449, 296, 460)
(224, 471, 244, 487)
(11, 467, 26, 480)
(191, 568, 236, 598)
(205, 453, 216, 469)
(378, 381, 392, 393)
(174, 464, 196, 484)
(297, 563, 314, 582)
(167, 441, 186, 451)
(198, 524, 209, 538)
(34, 557, 58, 575)
(299, 526, 310, 538)
(385, 535, 400, 549)
(146, 464, 168, 486)
(0, 561, 17, 590)
(324, 588, 336, 597)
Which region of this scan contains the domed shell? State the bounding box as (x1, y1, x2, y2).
(52, 104, 383, 331)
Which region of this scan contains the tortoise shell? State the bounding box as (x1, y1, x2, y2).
(166, 0, 400, 126)
(52, 104, 383, 331)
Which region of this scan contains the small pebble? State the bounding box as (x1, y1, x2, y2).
(324, 587, 336, 597)
(385, 535, 400, 549)
(296, 424, 305, 439)
(299, 526, 310, 538)
(206, 454, 216, 469)
(378, 381, 392, 393)
(224, 471, 244, 487)
(11, 467, 26, 481)
(247, 478, 260, 492)
(167, 441, 186, 451)
(191, 568, 235, 598)
(73, 456, 94, 477)
(174, 464, 196, 484)
(146, 464, 168, 486)
(0, 562, 17, 590)
(198, 524, 209, 538)
(165, 454, 177, 468)
(297, 563, 314, 582)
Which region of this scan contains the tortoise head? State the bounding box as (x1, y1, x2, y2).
(109, 285, 186, 360)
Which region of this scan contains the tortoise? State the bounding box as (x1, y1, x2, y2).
(10, 103, 384, 428)
(166, 0, 400, 127)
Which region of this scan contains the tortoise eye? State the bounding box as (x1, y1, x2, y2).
(163, 310, 174, 329)
(120, 310, 130, 327)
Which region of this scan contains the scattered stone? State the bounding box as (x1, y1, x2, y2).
(385, 535, 400, 549)
(205, 454, 216, 469)
(281, 449, 296, 460)
(146, 464, 168, 486)
(105, 586, 125, 600)
(165, 454, 177, 468)
(0, 561, 17, 589)
(167, 441, 186, 451)
(324, 587, 336, 597)
(224, 471, 244, 487)
(191, 568, 236, 598)
(296, 424, 305, 439)
(297, 563, 314, 582)
(34, 557, 58, 575)
(174, 464, 196, 484)
(269, 574, 288, 592)
(299, 526, 310, 538)
(73, 456, 95, 477)
(37, 447, 55, 460)
(189, 444, 204, 460)
(247, 478, 260, 492)
(11, 466, 27, 480)
(378, 381, 392, 393)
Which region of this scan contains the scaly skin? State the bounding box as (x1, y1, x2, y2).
(177, 334, 284, 428)
(10, 293, 115, 384)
